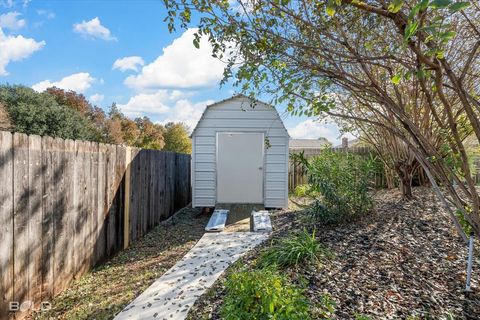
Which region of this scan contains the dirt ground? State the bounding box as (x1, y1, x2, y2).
(187, 187, 480, 319)
(31, 206, 209, 320)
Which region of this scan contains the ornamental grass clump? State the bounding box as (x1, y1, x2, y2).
(258, 229, 331, 269)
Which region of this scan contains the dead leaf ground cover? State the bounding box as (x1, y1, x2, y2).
(187, 187, 480, 319)
(32, 206, 207, 320)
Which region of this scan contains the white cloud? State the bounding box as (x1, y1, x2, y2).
(73, 17, 116, 41)
(89, 93, 104, 104)
(37, 9, 55, 20)
(32, 72, 96, 93)
(288, 119, 355, 145)
(124, 28, 226, 90)
(0, 0, 14, 7)
(117, 90, 172, 117)
(0, 28, 45, 76)
(112, 56, 144, 72)
(118, 89, 213, 130)
(0, 12, 26, 30)
(159, 98, 214, 130)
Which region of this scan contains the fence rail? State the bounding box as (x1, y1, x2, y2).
(0, 131, 191, 318)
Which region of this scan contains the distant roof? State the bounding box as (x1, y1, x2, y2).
(289, 138, 331, 149)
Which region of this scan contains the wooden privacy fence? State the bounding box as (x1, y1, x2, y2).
(288, 147, 387, 192)
(0, 131, 191, 318)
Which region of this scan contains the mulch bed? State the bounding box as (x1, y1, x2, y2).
(187, 187, 480, 319)
(32, 206, 209, 320)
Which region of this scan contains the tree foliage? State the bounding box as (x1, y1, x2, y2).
(0, 85, 99, 140)
(0, 85, 192, 153)
(163, 122, 192, 154)
(164, 0, 480, 238)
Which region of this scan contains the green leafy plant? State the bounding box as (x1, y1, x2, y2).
(220, 268, 311, 320)
(258, 229, 331, 269)
(296, 150, 377, 224)
(292, 184, 317, 197)
(315, 294, 336, 319)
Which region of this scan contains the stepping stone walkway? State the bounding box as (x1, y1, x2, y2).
(114, 232, 269, 320)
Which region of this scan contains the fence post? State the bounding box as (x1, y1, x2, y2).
(123, 147, 131, 249)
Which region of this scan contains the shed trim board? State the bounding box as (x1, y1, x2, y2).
(191, 95, 289, 209)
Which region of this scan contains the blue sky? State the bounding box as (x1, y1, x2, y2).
(0, 0, 349, 145)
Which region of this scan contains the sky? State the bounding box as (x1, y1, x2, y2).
(0, 0, 351, 145)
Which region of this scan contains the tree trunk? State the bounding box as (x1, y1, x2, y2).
(400, 176, 413, 199)
(395, 162, 414, 199)
(384, 166, 396, 189)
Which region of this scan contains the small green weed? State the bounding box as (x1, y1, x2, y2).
(220, 268, 311, 320)
(314, 294, 336, 319)
(292, 184, 317, 197)
(258, 229, 331, 269)
(354, 313, 373, 320)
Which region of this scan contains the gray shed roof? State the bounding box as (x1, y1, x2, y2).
(191, 94, 289, 137)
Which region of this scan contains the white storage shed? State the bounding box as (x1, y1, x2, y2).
(191, 94, 289, 209)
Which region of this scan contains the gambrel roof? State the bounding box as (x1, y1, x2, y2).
(191, 94, 289, 137)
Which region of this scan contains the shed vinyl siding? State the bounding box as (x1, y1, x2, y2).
(192, 96, 289, 208)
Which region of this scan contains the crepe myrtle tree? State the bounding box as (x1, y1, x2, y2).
(163, 0, 480, 240)
(330, 56, 467, 201)
(334, 97, 426, 200)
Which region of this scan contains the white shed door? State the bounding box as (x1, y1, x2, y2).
(217, 132, 264, 203)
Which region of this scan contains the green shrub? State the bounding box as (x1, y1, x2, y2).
(292, 184, 317, 197)
(258, 229, 331, 268)
(220, 268, 311, 320)
(294, 149, 378, 224)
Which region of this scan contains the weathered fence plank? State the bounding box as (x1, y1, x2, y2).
(13, 132, 30, 308)
(105, 144, 117, 257)
(1, 130, 192, 318)
(60, 139, 75, 293)
(0, 131, 13, 318)
(40, 136, 54, 301)
(27, 135, 43, 308)
(115, 146, 126, 251)
(75, 140, 90, 278)
(128, 148, 139, 242)
(157, 152, 166, 221)
(166, 152, 175, 217)
(95, 143, 107, 265)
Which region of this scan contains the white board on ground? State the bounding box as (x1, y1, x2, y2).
(252, 210, 272, 232)
(205, 209, 228, 232)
